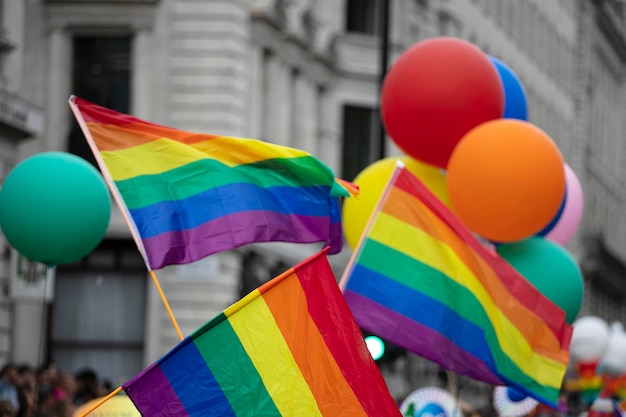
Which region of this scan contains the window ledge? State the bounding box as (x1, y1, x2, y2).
(45, 0, 157, 3)
(45, 1, 158, 31)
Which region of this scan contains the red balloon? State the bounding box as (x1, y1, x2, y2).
(380, 37, 504, 168)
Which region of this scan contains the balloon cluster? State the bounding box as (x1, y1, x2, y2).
(0, 152, 111, 266)
(342, 37, 584, 324)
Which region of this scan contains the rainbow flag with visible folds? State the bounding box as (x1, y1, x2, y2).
(69, 96, 353, 270)
(340, 164, 572, 407)
(122, 250, 401, 417)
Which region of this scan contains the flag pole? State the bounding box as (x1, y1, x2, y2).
(150, 270, 183, 340)
(68, 97, 150, 270)
(447, 370, 464, 417)
(78, 387, 123, 417)
(68, 96, 184, 342)
(338, 160, 404, 290)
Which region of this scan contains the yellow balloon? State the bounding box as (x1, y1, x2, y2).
(342, 156, 449, 250)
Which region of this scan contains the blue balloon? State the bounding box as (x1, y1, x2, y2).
(489, 56, 528, 120)
(417, 403, 447, 417)
(506, 387, 526, 403)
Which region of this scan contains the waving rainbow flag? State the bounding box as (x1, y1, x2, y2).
(122, 250, 401, 417)
(341, 164, 572, 407)
(69, 96, 353, 270)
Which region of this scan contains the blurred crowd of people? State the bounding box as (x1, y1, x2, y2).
(0, 363, 112, 417)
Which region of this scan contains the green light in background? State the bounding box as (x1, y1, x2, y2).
(365, 335, 385, 361)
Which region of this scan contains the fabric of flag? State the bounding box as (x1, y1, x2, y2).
(341, 164, 573, 407)
(122, 250, 401, 417)
(69, 96, 353, 270)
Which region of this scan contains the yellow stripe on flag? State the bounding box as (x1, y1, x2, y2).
(98, 134, 311, 181)
(226, 292, 323, 417)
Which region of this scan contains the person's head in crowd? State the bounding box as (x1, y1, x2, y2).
(36, 363, 58, 391)
(54, 373, 77, 401)
(0, 365, 18, 387)
(73, 369, 98, 405)
(16, 365, 35, 391)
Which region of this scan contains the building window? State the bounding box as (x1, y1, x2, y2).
(342, 105, 378, 181)
(68, 36, 131, 166)
(54, 34, 143, 389)
(346, 0, 378, 35)
(51, 240, 146, 388)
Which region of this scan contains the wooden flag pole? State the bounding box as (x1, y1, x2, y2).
(447, 370, 459, 398)
(150, 270, 184, 340)
(447, 370, 463, 417)
(78, 387, 123, 417)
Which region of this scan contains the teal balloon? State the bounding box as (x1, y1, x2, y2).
(496, 237, 583, 324)
(0, 152, 111, 265)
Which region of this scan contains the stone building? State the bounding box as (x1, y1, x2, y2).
(0, 1, 44, 369)
(0, 0, 622, 408)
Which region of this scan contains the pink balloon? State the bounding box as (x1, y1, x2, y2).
(545, 164, 583, 245)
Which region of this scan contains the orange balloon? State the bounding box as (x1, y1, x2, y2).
(446, 119, 565, 242)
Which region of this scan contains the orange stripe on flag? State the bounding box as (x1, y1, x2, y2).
(262, 274, 367, 417)
(86, 122, 219, 151)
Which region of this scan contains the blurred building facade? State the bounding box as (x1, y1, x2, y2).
(0, 0, 622, 409)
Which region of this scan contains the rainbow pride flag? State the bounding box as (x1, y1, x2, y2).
(122, 250, 401, 417)
(340, 164, 572, 407)
(69, 96, 353, 270)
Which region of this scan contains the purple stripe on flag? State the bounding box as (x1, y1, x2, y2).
(142, 210, 342, 270)
(344, 290, 504, 386)
(123, 362, 188, 417)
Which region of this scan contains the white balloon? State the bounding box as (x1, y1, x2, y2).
(598, 353, 625, 377)
(607, 323, 626, 358)
(570, 316, 610, 362)
(599, 322, 626, 376)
